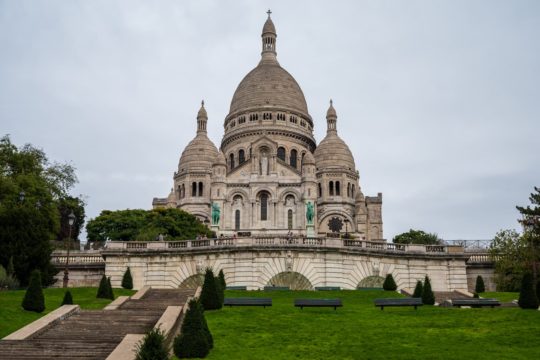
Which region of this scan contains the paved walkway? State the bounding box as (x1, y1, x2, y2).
(0, 289, 193, 360)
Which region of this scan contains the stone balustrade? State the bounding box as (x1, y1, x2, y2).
(51, 252, 105, 265)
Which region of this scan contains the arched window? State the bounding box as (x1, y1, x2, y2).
(318, 183, 322, 197)
(229, 153, 235, 169)
(277, 147, 286, 161)
(301, 152, 305, 166)
(235, 210, 240, 230)
(192, 182, 197, 197)
(347, 183, 351, 197)
(198, 182, 203, 197)
(288, 209, 293, 230)
(260, 193, 268, 221)
(336, 181, 340, 196)
(239, 149, 245, 164)
(352, 184, 355, 198)
(290, 149, 297, 168)
(177, 185, 182, 199)
(329, 181, 334, 196)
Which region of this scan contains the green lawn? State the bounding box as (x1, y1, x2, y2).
(482, 291, 519, 302)
(0, 287, 135, 338)
(197, 290, 540, 360)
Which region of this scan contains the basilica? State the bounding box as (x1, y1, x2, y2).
(153, 13, 383, 240)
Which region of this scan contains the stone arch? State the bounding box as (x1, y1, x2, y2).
(357, 275, 385, 288)
(267, 271, 313, 290)
(179, 274, 204, 289)
(278, 188, 302, 204)
(318, 212, 355, 233)
(227, 188, 250, 203)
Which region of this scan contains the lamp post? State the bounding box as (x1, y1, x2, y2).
(63, 211, 76, 288)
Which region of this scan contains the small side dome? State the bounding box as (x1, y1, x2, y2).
(302, 151, 316, 166)
(178, 136, 218, 172)
(213, 151, 227, 167)
(314, 134, 356, 171)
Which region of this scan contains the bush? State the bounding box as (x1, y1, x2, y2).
(475, 275, 485, 293)
(173, 299, 211, 358)
(518, 273, 539, 309)
(215, 276, 224, 306)
(382, 274, 397, 291)
(122, 267, 133, 290)
(200, 269, 221, 310)
(97, 275, 110, 299)
(107, 277, 115, 300)
(473, 292, 479, 298)
(218, 269, 226, 290)
(412, 280, 423, 298)
(22, 270, 45, 312)
(61, 290, 73, 305)
(0, 264, 19, 289)
(135, 328, 169, 360)
(421, 275, 435, 305)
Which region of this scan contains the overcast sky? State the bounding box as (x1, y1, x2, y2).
(1, 0, 539, 241)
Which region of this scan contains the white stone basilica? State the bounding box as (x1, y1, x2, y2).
(153, 13, 383, 240)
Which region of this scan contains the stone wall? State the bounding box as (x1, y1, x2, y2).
(466, 265, 496, 292)
(51, 266, 104, 288)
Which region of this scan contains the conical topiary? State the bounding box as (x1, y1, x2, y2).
(107, 277, 115, 300)
(421, 275, 435, 305)
(475, 275, 485, 293)
(518, 273, 539, 309)
(135, 328, 169, 360)
(122, 267, 133, 290)
(383, 274, 397, 291)
(97, 275, 109, 299)
(173, 299, 211, 358)
(62, 290, 73, 305)
(22, 270, 45, 313)
(412, 280, 423, 298)
(215, 276, 224, 306)
(199, 269, 221, 310)
(218, 270, 226, 290)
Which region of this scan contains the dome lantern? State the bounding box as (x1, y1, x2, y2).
(197, 100, 208, 134)
(261, 10, 278, 64)
(326, 99, 337, 134)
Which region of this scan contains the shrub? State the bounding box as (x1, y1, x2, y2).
(473, 292, 479, 298)
(518, 273, 539, 309)
(537, 280, 540, 303)
(97, 275, 109, 299)
(7, 256, 15, 276)
(200, 269, 221, 310)
(475, 275, 485, 293)
(383, 274, 397, 291)
(421, 275, 435, 305)
(0, 264, 19, 289)
(107, 277, 115, 300)
(62, 290, 73, 305)
(215, 276, 224, 306)
(412, 280, 423, 298)
(218, 269, 226, 290)
(174, 299, 212, 358)
(122, 267, 133, 290)
(22, 270, 45, 312)
(135, 328, 169, 360)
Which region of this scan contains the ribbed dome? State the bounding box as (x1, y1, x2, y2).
(213, 151, 227, 167)
(178, 133, 218, 172)
(262, 17, 276, 35)
(302, 151, 315, 165)
(314, 133, 356, 171)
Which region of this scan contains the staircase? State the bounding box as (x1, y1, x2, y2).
(0, 289, 193, 360)
(434, 290, 471, 304)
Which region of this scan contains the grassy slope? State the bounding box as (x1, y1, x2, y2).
(200, 290, 540, 360)
(0, 287, 135, 338)
(482, 292, 519, 302)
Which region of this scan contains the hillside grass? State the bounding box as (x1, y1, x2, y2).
(0, 287, 135, 338)
(482, 291, 519, 302)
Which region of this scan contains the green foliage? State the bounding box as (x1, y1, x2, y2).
(173, 299, 211, 358)
(475, 275, 485, 293)
(86, 208, 212, 242)
(56, 196, 85, 242)
(107, 277, 114, 300)
(96, 275, 110, 299)
(421, 275, 435, 305)
(218, 269, 226, 289)
(489, 229, 530, 291)
(200, 269, 221, 310)
(412, 280, 423, 298)
(518, 273, 539, 309)
(0, 264, 19, 289)
(61, 290, 73, 305)
(122, 267, 133, 290)
(473, 292, 479, 298)
(22, 270, 45, 313)
(135, 328, 169, 360)
(516, 186, 540, 235)
(537, 281, 540, 303)
(382, 274, 397, 291)
(393, 229, 441, 245)
(216, 270, 226, 305)
(7, 256, 15, 276)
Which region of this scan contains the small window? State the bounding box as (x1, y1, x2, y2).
(198, 182, 203, 197)
(239, 149, 245, 164)
(335, 181, 340, 196)
(260, 193, 269, 221)
(318, 183, 322, 197)
(290, 149, 297, 168)
(235, 210, 241, 230)
(347, 183, 351, 197)
(329, 181, 334, 196)
(352, 185, 355, 198)
(192, 182, 197, 197)
(277, 147, 286, 161)
(229, 153, 235, 169)
(288, 209, 293, 230)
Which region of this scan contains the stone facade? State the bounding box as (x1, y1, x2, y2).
(153, 13, 383, 240)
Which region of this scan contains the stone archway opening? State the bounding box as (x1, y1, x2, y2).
(267, 271, 313, 290)
(357, 275, 385, 289)
(179, 274, 204, 289)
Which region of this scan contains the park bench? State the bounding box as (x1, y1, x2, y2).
(374, 298, 423, 310)
(294, 299, 342, 310)
(451, 299, 501, 308)
(315, 286, 341, 291)
(224, 298, 272, 308)
(264, 286, 290, 291)
(226, 286, 247, 290)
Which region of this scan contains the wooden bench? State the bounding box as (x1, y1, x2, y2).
(224, 298, 272, 308)
(315, 286, 341, 291)
(226, 286, 247, 290)
(264, 286, 290, 291)
(374, 298, 423, 310)
(451, 299, 501, 308)
(294, 299, 342, 310)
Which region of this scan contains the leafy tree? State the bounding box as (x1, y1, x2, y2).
(135, 328, 169, 360)
(62, 290, 73, 305)
(122, 267, 133, 290)
(518, 273, 539, 309)
(173, 299, 211, 358)
(97, 275, 109, 299)
(393, 229, 441, 245)
(56, 196, 85, 243)
(22, 270, 45, 312)
(412, 280, 423, 298)
(383, 274, 397, 291)
(200, 269, 221, 310)
(516, 186, 540, 282)
(421, 275, 435, 305)
(489, 229, 530, 291)
(475, 275, 485, 293)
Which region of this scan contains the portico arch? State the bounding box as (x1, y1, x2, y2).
(179, 274, 204, 289)
(267, 271, 313, 290)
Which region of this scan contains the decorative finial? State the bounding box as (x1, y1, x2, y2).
(330, 99, 333, 106)
(267, 9, 272, 18)
(201, 100, 204, 107)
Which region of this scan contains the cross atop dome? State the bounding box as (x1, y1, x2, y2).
(267, 9, 272, 18)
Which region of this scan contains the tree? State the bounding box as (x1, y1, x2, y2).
(0, 264, 19, 289)
(107, 277, 115, 300)
(393, 229, 441, 245)
(475, 275, 485, 293)
(122, 267, 133, 290)
(489, 229, 530, 291)
(199, 269, 221, 310)
(383, 274, 397, 291)
(0, 135, 79, 285)
(97, 275, 109, 299)
(518, 273, 539, 309)
(173, 299, 211, 358)
(516, 186, 540, 283)
(422, 275, 435, 305)
(22, 270, 45, 312)
(218, 269, 226, 290)
(56, 196, 85, 243)
(412, 280, 423, 298)
(135, 328, 169, 360)
(62, 290, 73, 305)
